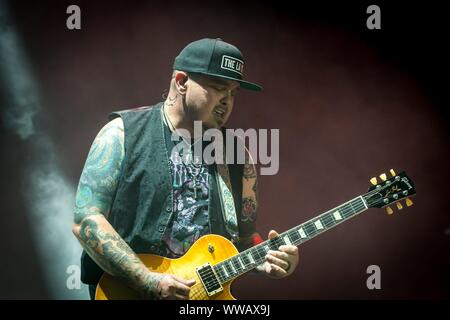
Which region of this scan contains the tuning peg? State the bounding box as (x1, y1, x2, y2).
(386, 206, 393, 215)
(370, 177, 378, 185)
(379, 173, 387, 181)
(396, 202, 403, 210)
(405, 198, 413, 207)
(390, 169, 396, 177)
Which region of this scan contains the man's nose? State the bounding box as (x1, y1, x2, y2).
(220, 90, 233, 105)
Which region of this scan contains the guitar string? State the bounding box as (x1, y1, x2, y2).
(178, 180, 399, 296)
(199, 180, 406, 291)
(213, 182, 399, 282)
(216, 199, 366, 279)
(191, 189, 387, 295)
(214, 198, 369, 283)
(190, 284, 208, 299)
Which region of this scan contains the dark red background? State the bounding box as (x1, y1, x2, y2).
(1, 0, 449, 299)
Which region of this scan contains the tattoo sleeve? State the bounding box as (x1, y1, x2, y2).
(73, 118, 161, 297)
(242, 147, 258, 218)
(240, 147, 258, 250)
(243, 162, 257, 180)
(74, 117, 125, 224)
(77, 215, 162, 297)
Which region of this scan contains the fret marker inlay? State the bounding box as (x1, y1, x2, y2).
(283, 235, 292, 245)
(237, 257, 245, 269)
(333, 210, 342, 220)
(298, 228, 307, 238)
(314, 220, 324, 230)
(222, 265, 228, 277)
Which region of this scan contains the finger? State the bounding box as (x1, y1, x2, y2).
(174, 292, 190, 300)
(268, 263, 288, 277)
(173, 275, 196, 287)
(278, 245, 299, 255)
(268, 230, 279, 240)
(265, 262, 272, 274)
(268, 250, 289, 260)
(172, 282, 192, 296)
(266, 254, 289, 270)
(184, 279, 196, 286)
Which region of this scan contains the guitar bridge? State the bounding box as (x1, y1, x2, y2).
(195, 263, 223, 296)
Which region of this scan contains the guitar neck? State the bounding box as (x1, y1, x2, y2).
(213, 195, 368, 284)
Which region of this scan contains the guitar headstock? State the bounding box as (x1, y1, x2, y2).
(363, 169, 416, 215)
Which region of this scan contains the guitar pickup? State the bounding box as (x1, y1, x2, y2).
(195, 263, 223, 296)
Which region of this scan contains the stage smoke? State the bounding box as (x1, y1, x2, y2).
(0, 0, 88, 299)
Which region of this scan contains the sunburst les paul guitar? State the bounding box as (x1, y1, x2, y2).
(95, 169, 416, 300)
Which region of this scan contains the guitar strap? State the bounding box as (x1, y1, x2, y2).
(216, 161, 240, 243)
(215, 134, 257, 244)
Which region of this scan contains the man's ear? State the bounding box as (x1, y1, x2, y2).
(174, 71, 188, 95)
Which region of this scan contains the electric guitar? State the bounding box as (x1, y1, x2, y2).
(95, 169, 416, 300)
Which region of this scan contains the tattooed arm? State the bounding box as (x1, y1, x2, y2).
(72, 118, 195, 299)
(242, 149, 299, 278)
(239, 150, 259, 250)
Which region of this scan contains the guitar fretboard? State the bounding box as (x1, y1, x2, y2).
(212, 196, 368, 284)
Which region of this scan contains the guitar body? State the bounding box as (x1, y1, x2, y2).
(95, 234, 239, 300)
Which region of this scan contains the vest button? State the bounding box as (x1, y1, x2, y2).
(166, 206, 171, 212)
(158, 226, 164, 233)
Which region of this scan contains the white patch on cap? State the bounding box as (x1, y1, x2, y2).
(221, 55, 244, 75)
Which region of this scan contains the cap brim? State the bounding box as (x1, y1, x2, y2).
(196, 72, 263, 92)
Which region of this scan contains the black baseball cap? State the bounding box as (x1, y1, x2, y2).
(173, 38, 262, 91)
